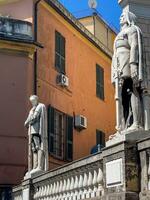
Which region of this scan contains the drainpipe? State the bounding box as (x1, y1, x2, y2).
(33, 0, 42, 94)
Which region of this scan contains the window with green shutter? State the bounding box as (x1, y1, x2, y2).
(65, 115, 73, 161)
(48, 106, 73, 161)
(48, 106, 55, 154)
(55, 31, 66, 74)
(96, 129, 105, 147)
(96, 64, 104, 100)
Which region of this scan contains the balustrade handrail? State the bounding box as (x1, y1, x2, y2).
(0, 16, 32, 40)
(32, 151, 103, 184)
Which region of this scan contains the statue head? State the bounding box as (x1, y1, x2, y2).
(120, 11, 137, 27)
(29, 95, 39, 107)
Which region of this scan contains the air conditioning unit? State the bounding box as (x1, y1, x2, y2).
(56, 74, 69, 87)
(75, 115, 87, 129)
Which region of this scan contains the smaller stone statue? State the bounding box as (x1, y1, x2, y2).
(24, 95, 48, 175)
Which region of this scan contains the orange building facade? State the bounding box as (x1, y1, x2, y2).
(36, 0, 116, 169)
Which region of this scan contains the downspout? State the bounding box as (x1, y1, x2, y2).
(34, 0, 42, 94)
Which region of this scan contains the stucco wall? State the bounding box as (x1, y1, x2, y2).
(37, 2, 115, 168)
(0, 52, 34, 185)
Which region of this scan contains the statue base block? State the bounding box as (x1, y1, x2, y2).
(106, 130, 150, 147)
(24, 169, 44, 180)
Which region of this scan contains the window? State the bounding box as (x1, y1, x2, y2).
(0, 187, 12, 200)
(55, 31, 66, 74)
(48, 106, 73, 161)
(96, 129, 105, 147)
(96, 64, 104, 100)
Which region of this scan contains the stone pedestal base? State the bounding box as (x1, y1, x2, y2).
(103, 141, 140, 200)
(24, 169, 44, 180)
(106, 130, 150, 147)
(102, 192, 139, 200)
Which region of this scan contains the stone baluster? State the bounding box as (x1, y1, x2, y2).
(78, 174, 83, 199)
(55, 181, 59, 200)
(66, 178, 71, 200)
(86, 171, 93, 199)
(62, 179, 67, 199)
(91, 170, 98, 198)
(38, 186, 42, 199)
(46, 185, 50, 197)
(41, 186, 45, 199)
(52, 182, 56, 200)
(49, 184, 53, 199)
(81, 173, 88, 199)
(96, 168, 104, 197)
(69, 176, 75, 200)
(58, 180, 63, 200)
(44, 185, 47, 198)
(73, 175, 79, 200)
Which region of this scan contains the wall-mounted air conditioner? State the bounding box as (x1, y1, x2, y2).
(56, 74, 69, 87)
(75, 115, 87, 129)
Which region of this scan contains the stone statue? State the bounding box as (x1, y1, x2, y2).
(111, 11, 147, 132)
(24, 95, 48, 174)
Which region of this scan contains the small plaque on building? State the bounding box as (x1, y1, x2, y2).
(106, 158, 123, 188)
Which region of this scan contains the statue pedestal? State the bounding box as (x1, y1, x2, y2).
(106, 130, 150, 147)
(24, 169, 44, 180)
(103, 140, 140, 200)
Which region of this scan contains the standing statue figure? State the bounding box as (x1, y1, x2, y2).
(111, 11, 147, 132)
(24, 95, 48, 174)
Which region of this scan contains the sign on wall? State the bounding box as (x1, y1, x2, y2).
(106, 158, 123, 188)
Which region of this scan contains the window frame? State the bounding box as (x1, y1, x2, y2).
(48, 106, 73, 161)
(96, 129, 105, 147)
(96, 64, 104, 100)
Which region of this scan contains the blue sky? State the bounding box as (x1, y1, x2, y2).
(58, 0, 122, 31)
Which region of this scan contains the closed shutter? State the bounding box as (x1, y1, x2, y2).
(65, 115, 73, 161)
(96, 130, 105, 147)
(96, 64, 104, 100)
(55, 31, 65, 74)
(48, 106, 55, 154)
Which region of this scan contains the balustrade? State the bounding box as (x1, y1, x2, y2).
(33, 167, 103, 200)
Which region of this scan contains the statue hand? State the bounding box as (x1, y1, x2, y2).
(130, 63, 138, 85)
(130, 63, 138, 77)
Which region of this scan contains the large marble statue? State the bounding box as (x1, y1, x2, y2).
(111, 11, 147, 132)
(24, 95, 48, 174)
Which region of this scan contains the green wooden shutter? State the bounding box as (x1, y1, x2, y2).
(55, 31, 61, 71)
(65, 115, 73, 161)
(48, 106, 55, 154)
(55, 31, 65, 74)
(96, 130, 105, 147)
(60, 35, 65, 74)
(96, 64, 104, 100)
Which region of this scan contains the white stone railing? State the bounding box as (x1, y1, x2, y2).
(32, 153, 104, 200)
(13, 185, 23, 200)
(33, 168, 104, 200)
